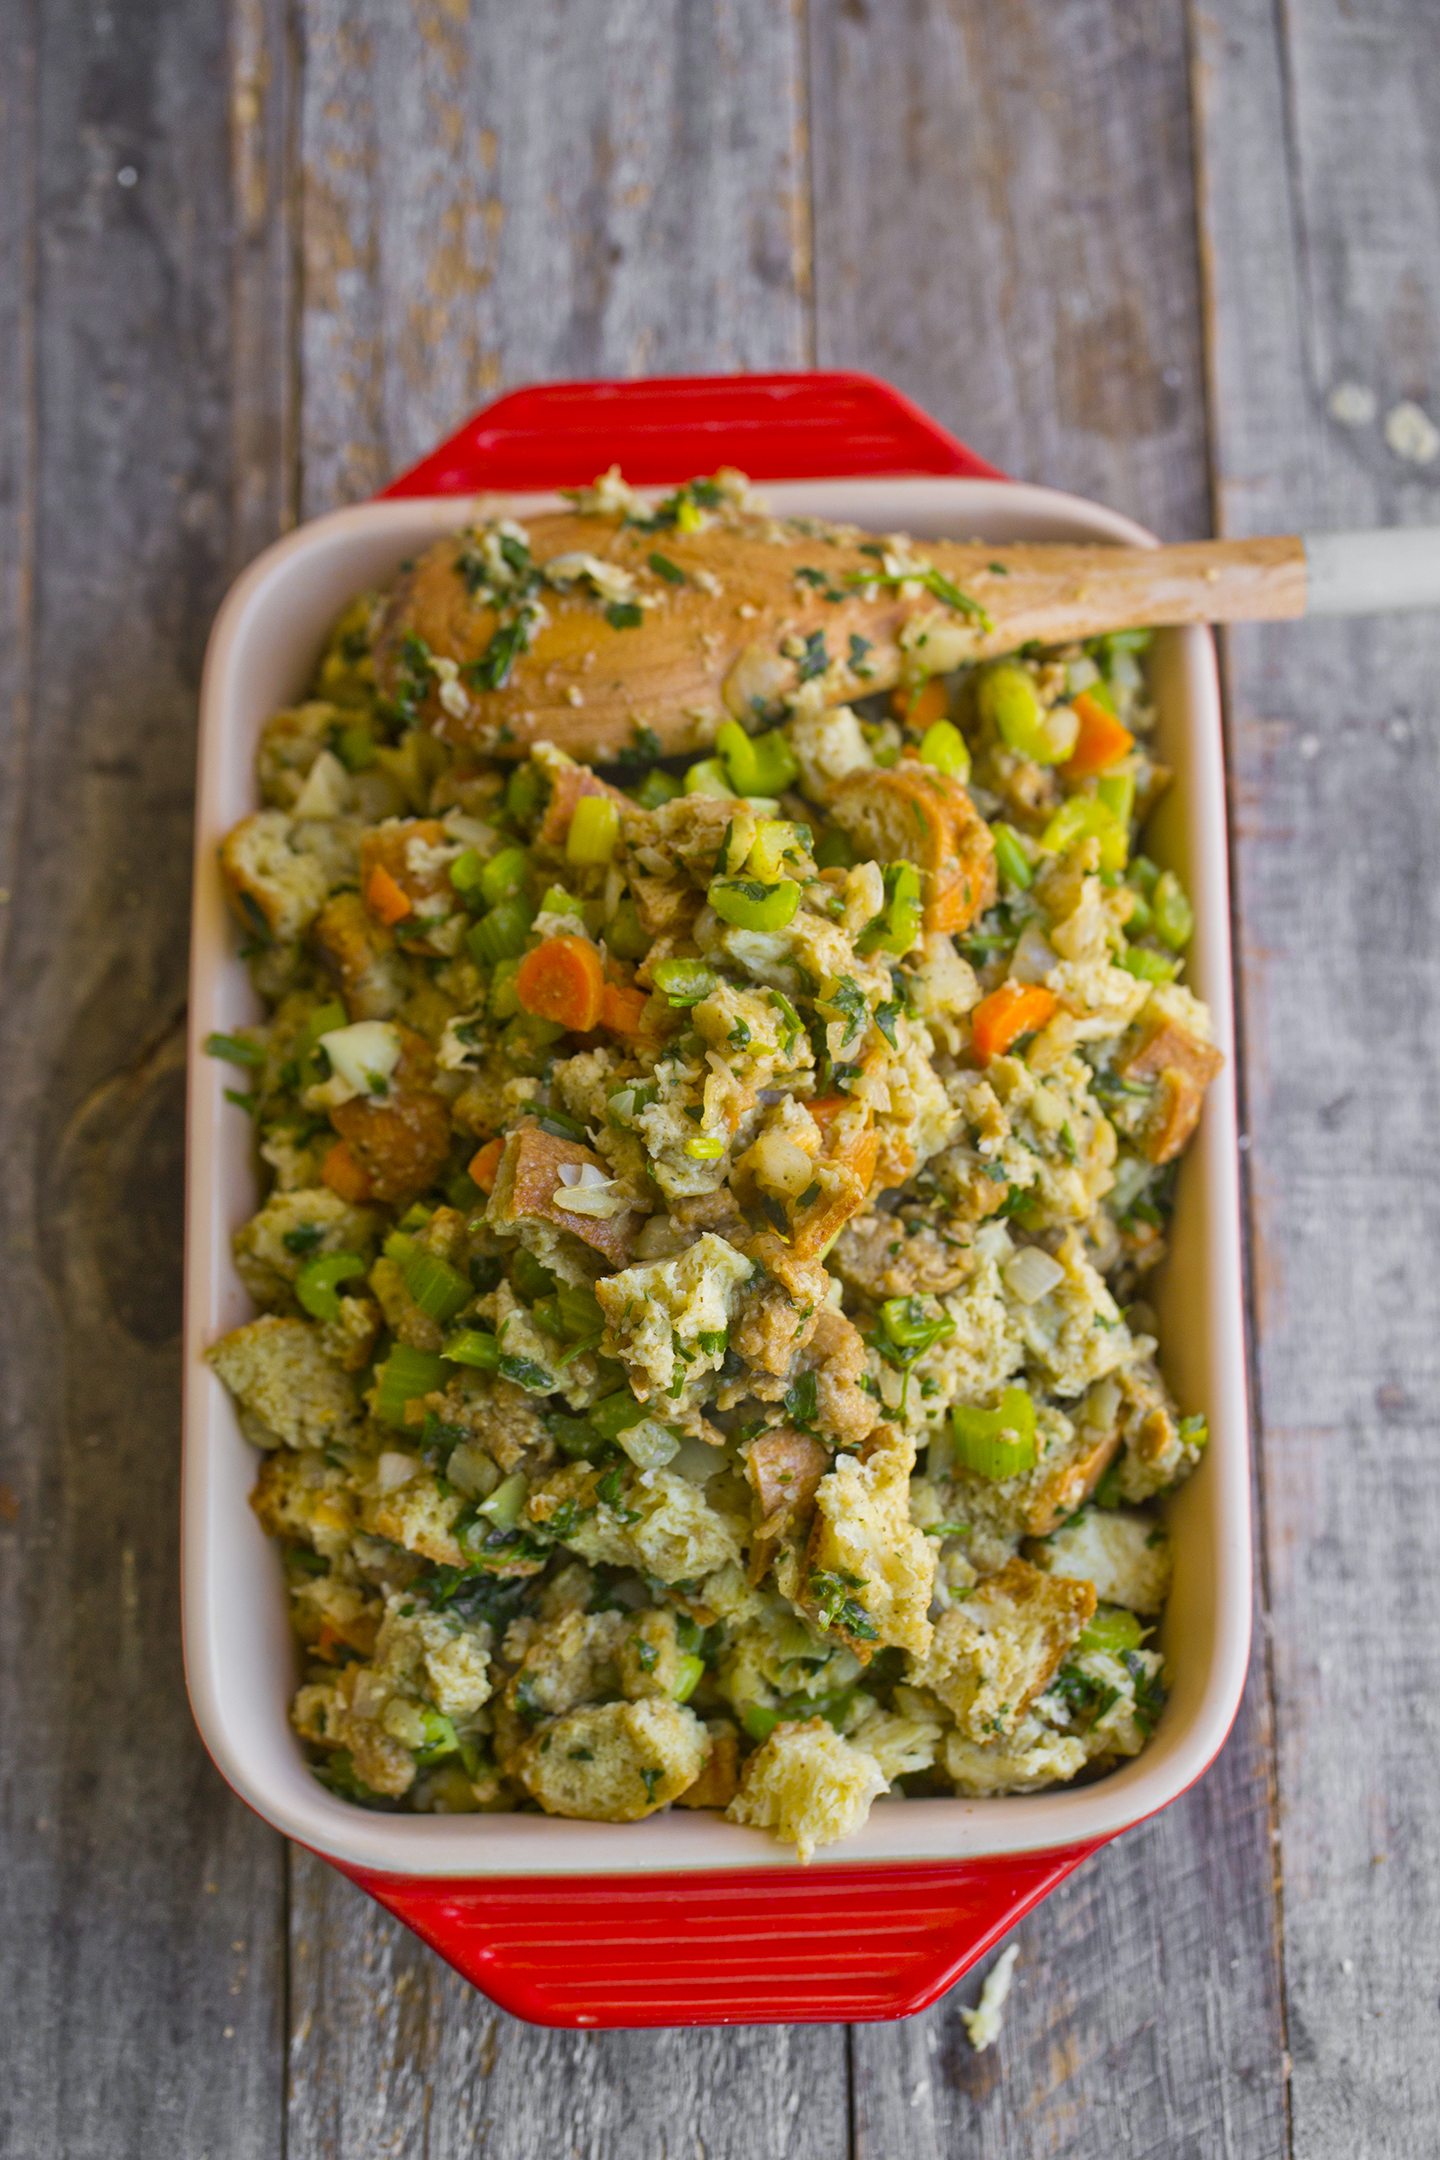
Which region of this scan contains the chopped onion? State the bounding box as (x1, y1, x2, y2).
(1003, 1245, 1065, 1305)
(375, 1451, 419, 1494)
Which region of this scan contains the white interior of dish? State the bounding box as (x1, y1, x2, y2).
(183, 478, 1251, 1876)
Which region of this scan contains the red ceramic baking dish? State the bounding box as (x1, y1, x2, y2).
(183, 372, 1251, 2027)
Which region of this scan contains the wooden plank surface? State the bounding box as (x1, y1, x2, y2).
(0, 2, 289, 2157)
(811, 5, 1289, 2151)
(296, 0, 812, 513)
(6, 0, 1440, 2152)
(1193, 2, 1440, 2152)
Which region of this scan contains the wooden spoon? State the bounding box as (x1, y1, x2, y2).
(373, 508, 1440, 761)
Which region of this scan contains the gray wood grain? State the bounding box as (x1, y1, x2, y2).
(288, 1847, 848, 2160)
(1193, 0, 1440, 2151)
(0, 2, 289, 2155)
(295, 0, 812, 513)
(812, 4, 1289, 2149)
(808, 0, 1212, 541)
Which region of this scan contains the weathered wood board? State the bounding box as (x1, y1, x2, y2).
(4, 0, 1439, 2152)
(1193, 0, 1440, 2151)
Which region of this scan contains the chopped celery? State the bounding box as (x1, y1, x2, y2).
(1040, 794, 1127, 873)
(1097, 771, 1136, 827)
(1120, 946, 1180, 984)
(991, 821, 1033, 891)
(477, 1473, 527, 1529)
(978, 661, 1056, 763)
(879, 1295, 955, 1353)
(504, 765, 542, 825)
(606, 893, 650, 960)
(440, 1328, 501, 1370)
(950, 1388, 1038, 1479)
(448, 847, 488, 900)
(334, 721, 376, 773)
(538, 884, 585, 918)
(917, 717, 970, 779)
(1076, 1605, 1146, 1657)
(683, 757, 737, 799)
(671, 1655, 705, 1703)
(566, 795, 621, 866)
(747, 818, 810, 881)
(293, 999, 348, 1085)
(856, 860, 922, 956)
(489, 955, 522, 1019)
(652, 956, 717, 1006)
(685, 1134, 724, 1160)
(294, 1250, 367, 1323)
(478, 845, 529, 906)
(1152, 870, 1194, 951)
(414, 1709, 461, 1765)
(589, 1389, 649, 1440)
(401, 1249, 471, 1324)
(511, 1248, 557, 1301)
(814, 828, 857, 871)
(204, 1031, 266, 1067)
(708, 878, 801, 933)
(467, 895, 534, 966)
(556, 1282, 605, 1339)
(375, 1344, 445, 1427)
(631, 767, 683, 809)
(715, 719, 800, 797)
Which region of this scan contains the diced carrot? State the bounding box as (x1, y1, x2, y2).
(321, 1138, 373, 1203)
(1062, 691, 1135, 778)
(970, 983, 1059, 1064)
(599, 982, 651, 1037)
(891, 676, 949, 728)
(516, 935, 605, 1032)
(468, 1136, 504, 1194)
(365, 862, 412, 926)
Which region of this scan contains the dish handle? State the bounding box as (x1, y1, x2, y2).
(330, 1844, 1103, 2029)
(379, 370, 1006, 496)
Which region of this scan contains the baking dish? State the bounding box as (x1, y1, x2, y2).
(183, 372, 1250, 2025)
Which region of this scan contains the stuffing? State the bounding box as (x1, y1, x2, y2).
(827, 763, 997, 934)
(514, 1698, 706, 1820)
(211, 523, 1217, 1850)
(804, 1423, 935, 1658)
(594, 1232, 753, 1402)
(913, 1559, 1095, 1742)
(220, 809, 335, 946)
(726, 1717, 888, 1862)
(1006, 1228, 1136, 1399)
(847, 1698, 944, 1781)
(487, 1125, 638, 1271)
(944, 1718, 1089, 1797)
(250, 1449, 359, 1558)
(311, 890, 411, 1020)
(503, 1607, 628, 1718)
(1032, 1507, 1172, 1612)
(362, 1469, 470, 1569)
(206, 1315, 361, 1449)
(326, 1024, 453, 1205)
(675, 1720, 741, 1808)
(527, 1462, 744, 1583)
(232, 1185, 380, 1307)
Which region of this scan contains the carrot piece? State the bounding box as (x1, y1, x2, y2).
(515, 935, 605, 1032)
(1062, 691, 1135, 778)
(321, 1138, 373, 1203)
(599, 982, 651, 1037)
(891, 677, 949, 728)
(970, 983, 1059, 1064)
(469, 1136, 504, 1194)
(365, 862, 412, 926)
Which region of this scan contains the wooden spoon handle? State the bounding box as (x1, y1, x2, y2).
(372, 513, 1424, 762)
